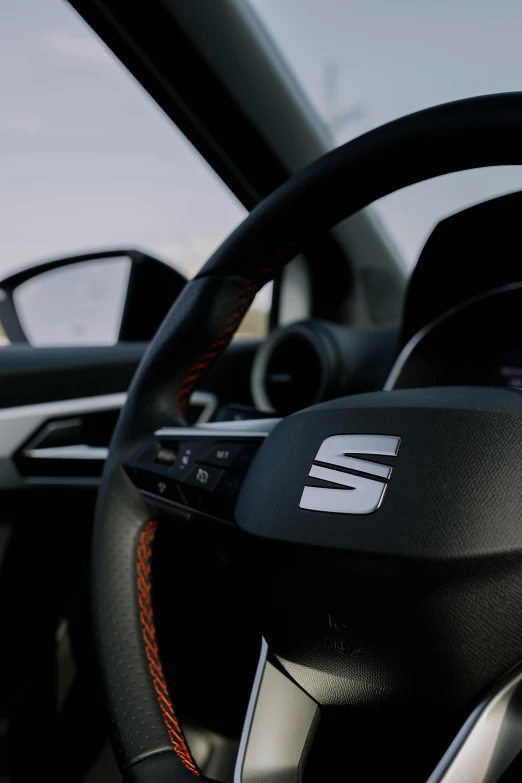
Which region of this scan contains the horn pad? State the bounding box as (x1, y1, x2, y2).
(235, 387, 522, 718)
(237, 387, 522, 557)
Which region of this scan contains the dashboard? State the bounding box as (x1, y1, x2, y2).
(386, 282, 522, 392)
(250, 280, 522, 421)
(3, 278, 522, 494)
(250, 320, 397, 416)
(4, 191, 522, 492)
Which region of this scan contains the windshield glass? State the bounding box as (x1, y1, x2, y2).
(250, 0, 522, 268)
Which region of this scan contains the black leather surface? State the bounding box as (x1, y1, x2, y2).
(93, 93, 522, 780)
(237, 386, 522, 556)
(92, 274, 260, 773)
(195, 93, 522, 282)
(125, 751, 197, 783)
(257, 523, 522, 713)
(233, 390, 522, 717)
(0, 344, 146, 408)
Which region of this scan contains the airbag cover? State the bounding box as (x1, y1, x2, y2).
(236, 387, 522, 560)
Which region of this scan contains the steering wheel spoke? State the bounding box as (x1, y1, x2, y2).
(124, 419, 280, 525)
(235, 639, 319, 783)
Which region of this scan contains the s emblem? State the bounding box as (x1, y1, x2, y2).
(299, 434, 401, 514)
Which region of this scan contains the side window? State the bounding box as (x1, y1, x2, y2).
(0, 0, 271, 344)
(13, 257, 131, 346)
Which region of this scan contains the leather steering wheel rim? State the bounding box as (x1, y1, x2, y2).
(93, 93, 522, 782)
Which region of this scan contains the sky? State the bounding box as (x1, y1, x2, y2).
(0, 0, 246, 281)
(251, 0, 522, 263)
(3, 0, 522, 287)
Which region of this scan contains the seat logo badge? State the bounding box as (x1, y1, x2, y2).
(299, 434, 401, 514)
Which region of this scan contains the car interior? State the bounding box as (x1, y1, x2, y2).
(2, 2, 522, 782)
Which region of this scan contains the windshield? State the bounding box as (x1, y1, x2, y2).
(250, 0, 522, 268)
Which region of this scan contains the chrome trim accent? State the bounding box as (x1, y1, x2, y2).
(156, 429, 269, 439)
(314, 434, 401, 477)
(300, 434, 400, 514)
(300, 466, 387, 514)
(234, 639, 269, 783)
(427, 666, 522, 783)
(24, 445, 109, 460)
(384, 280, 522, 391)
(234, 639, 318, 783)
(156, 418, 281, 440)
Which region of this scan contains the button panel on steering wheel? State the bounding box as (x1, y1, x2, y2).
(124, 423, 274, 523)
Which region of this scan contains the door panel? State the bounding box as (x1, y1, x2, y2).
(0, 337, 260, 780)
(0, 344, 147, 408)
(0, 340, 260, 489)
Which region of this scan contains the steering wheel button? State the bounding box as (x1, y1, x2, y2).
(199, 441, 241, 468)
(127, 467, 178, 501)
(154, 445, 178, 466)
(170, 441, 204, 479)
(184, 464, 223, 491)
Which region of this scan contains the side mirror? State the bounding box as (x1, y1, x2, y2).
(0, 249, 187, 345)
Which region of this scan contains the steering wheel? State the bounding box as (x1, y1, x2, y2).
(94, 94, 522, 783)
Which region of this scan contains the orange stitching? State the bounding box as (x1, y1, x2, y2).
(175, 243, 299, 419)
(175, 273, 267, 419)
(136, 521, 199, 776)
